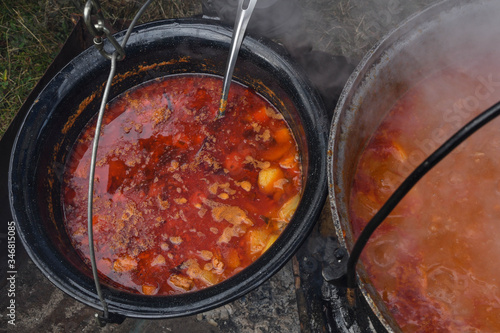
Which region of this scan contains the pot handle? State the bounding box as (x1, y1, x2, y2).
(83, 0, 126, 61)
(343, 99, 500, 307)
(83, 0, 155, 325)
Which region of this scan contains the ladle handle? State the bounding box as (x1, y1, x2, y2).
(217, 0, 258, 119)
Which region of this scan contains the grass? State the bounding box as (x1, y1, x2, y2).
(0, 0, 68, 138)
(0, 0, 200, 139)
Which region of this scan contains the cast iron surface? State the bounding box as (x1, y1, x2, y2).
(9, 18, 328, 318)
(294, 206, 388, 333)
(328, 0, 499, 331)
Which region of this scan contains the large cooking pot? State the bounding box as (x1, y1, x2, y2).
(328, 0, 500, 331)
(9, 18, 328, 318)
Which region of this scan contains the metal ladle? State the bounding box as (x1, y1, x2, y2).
(217, 0, 258, 119)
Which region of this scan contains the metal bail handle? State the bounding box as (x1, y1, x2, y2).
(83, 0, 126, 61)
(83, 0, 154, 326)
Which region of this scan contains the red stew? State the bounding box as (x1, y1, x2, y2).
(62, 74, 302, 295)
(350, 55, 500, 332)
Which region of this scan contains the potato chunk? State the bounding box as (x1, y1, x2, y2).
(278, 194, 300, 222)
(262, 233, 279, 253)
(258, 167, 284, 193)
(247, 229, 271, 255)
(199, 270, 219, 286)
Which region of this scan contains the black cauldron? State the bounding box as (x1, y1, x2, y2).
(9, 19, 328, 318)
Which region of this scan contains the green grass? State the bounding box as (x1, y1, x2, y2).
(0, 0, 71, 138)
(0, 0, 200, 139)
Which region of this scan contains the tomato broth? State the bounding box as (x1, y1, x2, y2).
(62, 74, 302, 296)
(350, 55, 500, 332)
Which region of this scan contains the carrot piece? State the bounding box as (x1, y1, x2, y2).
(253, 107, 270, 123)
(261, 145, 289, 161)
(274, 127, 292, 144)
(224, 248, 241, 269)
(141, 284, 158, 295)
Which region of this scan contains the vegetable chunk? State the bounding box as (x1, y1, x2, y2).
(258, 167, 284, 193)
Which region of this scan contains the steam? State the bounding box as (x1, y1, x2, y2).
(204, 0, 303, 39)
(346, 1, 500, 331)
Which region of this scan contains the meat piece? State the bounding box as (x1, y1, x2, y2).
(113, 256, 138, 272)
(217, 225, 246, 244)
(169, 236, 183, 245)
(169, 274, 194, 291)
(199, 250, 213, 261)
(212, 257, 224, 273)
(212, 205, 253, 226)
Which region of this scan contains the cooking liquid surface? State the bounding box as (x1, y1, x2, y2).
(350, 56, 500, 332)
(62, 74, 302, 295)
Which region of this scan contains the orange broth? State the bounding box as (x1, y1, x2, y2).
(62, 74, 302, 295)
(350, 56, 500, 332)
